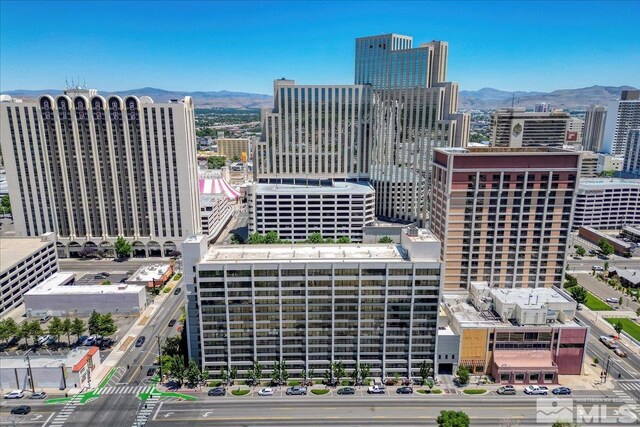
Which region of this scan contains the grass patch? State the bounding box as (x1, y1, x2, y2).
(341, 380, 353, 386)
(311, 389, 330, 395)
(162, 287, 171, 293)
(231, 389, 250, 396)
(585, 292, 614, 311)
(605, 318, 640, 341)
(208, 380, 222, 387)
(463, 389, 487, 395)
(173, 273, 183, 280)
(287, 380, 300, 386)
(417, 388, 442, 394)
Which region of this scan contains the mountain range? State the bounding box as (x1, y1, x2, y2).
(3, 85, 637, 110)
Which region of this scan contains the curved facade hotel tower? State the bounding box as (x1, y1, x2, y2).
(0, 88, 200, 257)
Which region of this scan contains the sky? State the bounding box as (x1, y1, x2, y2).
(1, 0, 639, 94)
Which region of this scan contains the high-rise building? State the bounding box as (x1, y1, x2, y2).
(564, 117, 584, 145)
(534, 103, 552, 113)
(602, 90, 640, 156)
(490, 108, 570, 148)
(572, 178, 640, 230)
(216, 138, 250, 162)
(430, 147, 580, 290)
(623, 129, 640, 177)
(0, 89, 200, 257)
(183, 228, 443, 377)
(583, 105, 607, 152)
(355, 34, 469, 224)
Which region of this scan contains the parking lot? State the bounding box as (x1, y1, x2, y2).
(75, 272, 130, 286)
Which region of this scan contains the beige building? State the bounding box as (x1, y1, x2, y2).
(216, 138, 249, 161)
(430, 147, 580, 290)
(580, 151, 599, 178)
(491, 108, 570, 148)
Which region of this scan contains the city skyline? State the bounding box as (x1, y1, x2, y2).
(1, 1, 639, 94)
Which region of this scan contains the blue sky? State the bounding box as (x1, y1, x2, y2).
(1, 1, 638, 94)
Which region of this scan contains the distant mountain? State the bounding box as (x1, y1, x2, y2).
(459, 85, 637, 110)
(4, 85, 637, 110)
(2, 87, 274, 109)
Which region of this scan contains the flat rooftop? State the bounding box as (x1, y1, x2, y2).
(404, 228, 439, 243)
(203, 244, 406, 264)
(485, 285, 572, 307)
(253, 181, 374, 196)
(579, 178, 640, 190)
(0, 346, 97, 369)
(0, 236, 52, 272)
(129, 264, 172, 282)
(25, 272, 142, 295)
(437, 147, 572, 155)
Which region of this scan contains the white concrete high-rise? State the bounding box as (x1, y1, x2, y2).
(0, 89, 200, 257)
(603, 90, 640, 156)
(583, 105, 607, 152)
(623, 129, 640, 177)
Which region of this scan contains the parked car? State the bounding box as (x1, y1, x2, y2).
(174, 287, 182, 295)
(84, 336, 96, 346)
(286, 386, 307, 395)
(10, 405, 31, 415)
(396, 386, 413, 394)
(337, 387, 355, 395)
(497, 385, 517, 395)
(258, 388, 274, 396)
(168, 319, 177, 327)
(29, 391, 47, 399)
(37, 335, 51, 346)
(146, 368, 156, 377)
(135, 336, 146, 347)
(367, 385, 386, 394)
(592, 265, 604, 271)
(45, 336, 57, 346)
(101, 272, 110, 277)
(120, 277, 128, 283)
(75, 335, 88, 346)
(614, 348, 628, 358)
(208, 387, 226, 396)
(606, 297, 619, 304)
(552, 387, 572, 395)
(4, 390, 24, 399)
(39, 316, 51, 324)
(524, 385, 549, 395)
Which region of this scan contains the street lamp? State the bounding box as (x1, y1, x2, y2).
(24, 354, 35, 393)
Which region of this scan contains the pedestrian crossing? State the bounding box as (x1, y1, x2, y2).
(619, 382, 640, 391)
(131, 397, 159, 427)
(98, 385, 153, 395)
(49, 394, 82, 426)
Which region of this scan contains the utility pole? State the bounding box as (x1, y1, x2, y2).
(25, 354, 35, 392)
(156, 334, 163, 383)
(603, 356, 612, 383)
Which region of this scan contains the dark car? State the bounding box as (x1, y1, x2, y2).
(174, 287, 182, 295)
(120, 277, 128, 283)
(101, 272, 110, 277)
(146, 367, 157, 377)
(396, 386, 413, 394)
(552, 387, 572, 395)
(168, 319, 177, 327)
(337, 387, 355, 395)
(208, 387, 226, 396)
(11, 405, 31, 415)
(135, 336, 146, 347)
(75, 335, 88, 346)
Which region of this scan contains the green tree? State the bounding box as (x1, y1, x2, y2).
(457, 366, 470, 385)
(48, 317, 64, 343)
(598, 239, 614, 257)
(28, 321, 44, 346)
(114, 236, 132, 259)
(163, 335, 182, 356)
(19, 321, 33, 347)
(333, 361, 345, 384)
(167, 354, 187, 385)
(263, 231, 281, 244)
(207, 156, 227, 170)
(350, 365, 359, 384)
(305, 232, 324, 244)
(230, 366, 238, 385)
(248, 232, 265, 244)
(0, 318, 19, 345)
(101, 280, 112, 285)
(393, 372, 401, 384)
(592, 356, 599, 365)
(88, 311, 101, 336)
(552, 422, 577, 427)
(614, 320, 624, 336)
(59, 318, 73, 345)
(186, 359, 201, 386)
(604, 261, 609, 271)
(230, 233, 244, 244)
(308, 368, 315, 383)
(569, 286, 588, 305)
(619, 296, 624, 306)
(564, 274, 578, 289)
(200, 367, 210, 385)
(253, 360, 263, 383)
(419, 360, 433, 384)
(426, 379, 435, 391)
(280, 361, 288, 383)
(324, 238, 335, 243)
(360, 364, 371, 383)
(70, 318, 86, 340)
(437, 410, 470, 427)
(231, 155, 240, 162)
(98, 313, 117, 337)
(0, 195, 11, 215)
(337, 236, 351, 244)
(575, 246, 586, 257)
(271, 360, 281, 384)
(378, 236, 393, 243)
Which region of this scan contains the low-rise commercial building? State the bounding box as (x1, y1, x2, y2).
(24, 272, 147, 317)
(621, 225, 640, 243)
(597, 154, 625, 174)
(0, 233, 59, 317)
(577, 226, 636, 257)
(572, 179, 640, 230)
(443, 283, 588, 384)
(247, 181, 375, 242)
(609, 267, 640, 288)
(127, 264, 174, 288)
(0, 347, 100, 390)
(580, 151, 599, 178)
(183, 228, 443, 379)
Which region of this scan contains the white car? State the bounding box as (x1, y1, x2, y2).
(605, 297, 619, 304)
(4, 390, 24, 399)
(258, 388, 274, 396)
(524, 385, 548, 395)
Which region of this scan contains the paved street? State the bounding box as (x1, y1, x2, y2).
(573, 272, 640, 313)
